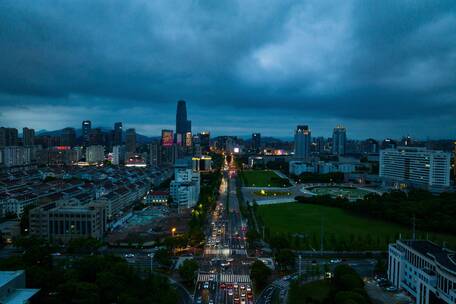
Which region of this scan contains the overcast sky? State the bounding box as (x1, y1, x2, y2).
(0, 0, 455, 139)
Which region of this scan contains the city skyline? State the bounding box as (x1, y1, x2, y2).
(1, 1, 456, 138)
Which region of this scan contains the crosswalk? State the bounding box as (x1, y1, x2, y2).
(204, 248, 231, 255)
(219, 274, 251, 283)
(197, 273, 217, 282)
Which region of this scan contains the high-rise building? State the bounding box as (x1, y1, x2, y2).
(251, 133, 261, 152)
(388, 239, 456, 304)
(0, 127, 18, 147)
(454, 142, 456, 177)
(294, 125, 311, 162)
(199, 131, 210, 153)
(149, 142, 161, 167)
(380, 147, 451, 192)
(1, 146, 32, 167)
(125, 128, 136, 153)
(89, 128, 103, 146)
(86, 145, 105, 163)
(82, 120, 91, 146)
(332, 125, 347, 156)
(170, 167, 200, 210)
(22, 127, 35, 146)
(113, 122, 123, 145)
(60, 127, 76, 147)
(112, 145, 125, 165)
(176, 100, 191, 144)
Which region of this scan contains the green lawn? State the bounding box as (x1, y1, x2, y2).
(257, 203, 456, 250)
(240, 170, 289, 187)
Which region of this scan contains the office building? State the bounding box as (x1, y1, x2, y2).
(332, 125, 347, 156)
(192, 156, 212, 171)
(82, 120, 91, 146)
(0, 270, 39, 303)
(380, 147, 451, 192)
(113, 122, 123, 145)
(112, 145, 125, 165)
(22, 127, 35, 146)
(252, 133, 261, 152)
(388, 239, 456, 304)
(89, 128, 103, 146)
(176, 100, 191, 145)
(60, 127, 76, 147)
(0, 127, 18, 147)
(294, 125, 311, 162)
(86, 145, 104, 163)
(125, 128, 136, 153)
(29, 201, 107, 243)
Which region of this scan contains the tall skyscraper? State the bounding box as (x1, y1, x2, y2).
(61, 127, 76, 147)
(113, 122, 123, 145)
(82, 120, 91, 146)
(176, 100, 191, 144)
(0, 127, 18, 147)
(294, 125, 311, 162)
(89, 128, 103, 146)
(125, 128, 136, 153)
(22, 127, 35, 146)
(332, 125, 347, 156)
(149, 142, 161, 167)
(251, 133, 261, 152)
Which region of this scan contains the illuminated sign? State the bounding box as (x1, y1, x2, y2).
(233, 147, 240, 153)
(55, 146, 71, 151)
(161, 130, 173, 147)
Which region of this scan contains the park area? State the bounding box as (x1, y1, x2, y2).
(256, 203, 456, 250)
(307, 186, 373, 200)
(240, 170, 290, 187)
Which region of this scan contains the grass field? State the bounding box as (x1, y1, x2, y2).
(240, 170, 288, 187)
(257, 203, 456, 250)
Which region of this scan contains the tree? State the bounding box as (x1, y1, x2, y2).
(67, 237, 102, 255)
(154, 248, 173, 269)
(179, 259, 198, 286)
(275, 249, 295, 271)
(250, 260, 271, 290)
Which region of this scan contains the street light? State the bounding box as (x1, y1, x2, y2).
(171, 227, 176, 237)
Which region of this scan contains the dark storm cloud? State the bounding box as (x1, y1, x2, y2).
(0, 0, 455, 138)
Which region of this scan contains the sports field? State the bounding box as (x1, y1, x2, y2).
(240, 170, 289, 187)
(256, 203, 456, 250)
(307, 186, 371, 200)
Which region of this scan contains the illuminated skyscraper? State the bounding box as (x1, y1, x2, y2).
(82, 120, 91, 146)
(332, 125, 346, 156)
(294, 125, 311, 162)
(176, 100, 191, 144)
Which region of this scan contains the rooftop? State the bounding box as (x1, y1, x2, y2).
(401, 240, 456, 273)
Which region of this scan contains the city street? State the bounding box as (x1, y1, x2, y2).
(194, 156, 254, 304)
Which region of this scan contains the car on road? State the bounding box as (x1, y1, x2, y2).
(203, 282, 209, 289)
(330, 259, 342, 264)
(386, 286, 398, 292)
(228, 289, 233, 296)
(220, 283, 226, 289)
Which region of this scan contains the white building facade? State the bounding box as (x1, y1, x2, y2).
(170, 168, 200, 210)
(388, 240, 456, 304)
(380, 147, 451, 192)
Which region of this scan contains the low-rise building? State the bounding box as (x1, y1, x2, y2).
(388, 239, 456, 304)
(0, 270, 39, 303)
(29, 201, 107, 243)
